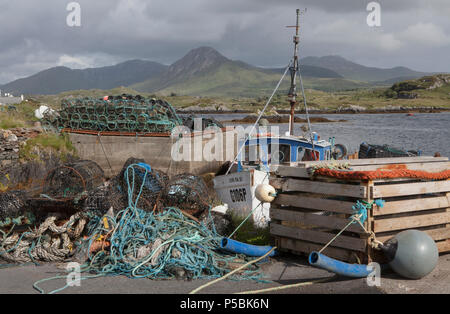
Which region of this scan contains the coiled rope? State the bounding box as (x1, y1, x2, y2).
(0, 213, 87, 264)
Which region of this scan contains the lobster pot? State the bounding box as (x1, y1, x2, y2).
(117, 157, 169, 211)
(158, 174, 210, 217)
(42, 96, 189, 134)
(269, 156, 450, 263)
(42, 160, 105, 199)
(359, 143, 416, 158)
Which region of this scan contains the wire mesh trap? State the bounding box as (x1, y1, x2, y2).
(43, 95, 183, 133)
(41, 160, 105, 200)
(157, 174, 211, 217)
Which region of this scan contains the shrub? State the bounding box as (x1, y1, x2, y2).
(228, 213, 271, 246)
(19, 133, 76, 161)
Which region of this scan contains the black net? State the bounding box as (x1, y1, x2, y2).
(157, 174, 211, 217)
(0, 190, 28, 220)
(359, 143, 418, 159)
(111, 158, 210, 217)
(81, 179, 127, 216)
(181, 115, 224, 131)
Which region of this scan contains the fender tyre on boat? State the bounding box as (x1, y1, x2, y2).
(333, 143, 348, 159)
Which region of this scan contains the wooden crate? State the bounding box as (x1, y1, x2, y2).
(269, 157, 450, 263)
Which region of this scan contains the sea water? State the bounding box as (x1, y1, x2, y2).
(210, 112, 450, 158)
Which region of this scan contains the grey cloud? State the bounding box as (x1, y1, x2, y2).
(1, 0, 449, 84)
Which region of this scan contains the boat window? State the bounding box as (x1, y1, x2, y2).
(243, 144, 266, 164)
(270, 144, 290, 164)
(298, 147, 305, 162)
(302, 148, 320, 161)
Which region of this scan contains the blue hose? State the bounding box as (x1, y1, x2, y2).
(220, 238, 277, 257)
(308, 251, 373, 278)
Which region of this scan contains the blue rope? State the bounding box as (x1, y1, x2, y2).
(351, 199, 385, 225)
(84, 163, 263, 280)
(33, 163, 265, 293)
(351, 201, 368, 225)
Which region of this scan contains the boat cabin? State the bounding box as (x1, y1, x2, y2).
(237, 134, 333, 171)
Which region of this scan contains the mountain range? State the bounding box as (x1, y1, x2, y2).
(0, 47, 431, 96)
(300, 55, 427, 82)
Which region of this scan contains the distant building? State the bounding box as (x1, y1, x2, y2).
(0, 91, 24, 106)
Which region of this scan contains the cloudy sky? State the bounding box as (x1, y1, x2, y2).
(1, 0, 449, 84)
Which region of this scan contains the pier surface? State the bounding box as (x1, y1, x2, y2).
(0, 254, 448, 294)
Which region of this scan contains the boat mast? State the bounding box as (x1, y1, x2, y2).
(288, 9, 301, 136)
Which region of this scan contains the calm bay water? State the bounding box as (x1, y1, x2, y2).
(206, 112, 450, 158)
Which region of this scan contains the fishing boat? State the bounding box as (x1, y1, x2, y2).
(213, 9, 347, 227)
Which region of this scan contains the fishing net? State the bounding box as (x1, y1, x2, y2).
(313, 168, 450, 181)
(2, 161, 263, 290)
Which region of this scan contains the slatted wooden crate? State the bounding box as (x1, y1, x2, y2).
(269, 156, 450, 263)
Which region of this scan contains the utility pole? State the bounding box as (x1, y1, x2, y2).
(287, 9, 302, 136)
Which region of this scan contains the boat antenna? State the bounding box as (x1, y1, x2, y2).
(298, 59, 317, 159)
(224, 9, 313, 175)
(286, 9, 303, 135)
(287, 9, 316, 159)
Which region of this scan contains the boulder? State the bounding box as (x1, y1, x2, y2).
(6, 134, 18, 142)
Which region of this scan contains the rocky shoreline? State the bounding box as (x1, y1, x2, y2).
(221, 115, 346, 124)
(177, 105, 449, 115)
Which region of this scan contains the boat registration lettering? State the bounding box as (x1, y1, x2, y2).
(228, 176, 243, 183)
(229, 188, 247, 203)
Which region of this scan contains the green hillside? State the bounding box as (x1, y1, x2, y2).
(300, 55, 428, 82)
(384, 74, 450, 100)
(133, 61, 370, 97)
(155, 62, 283, 97)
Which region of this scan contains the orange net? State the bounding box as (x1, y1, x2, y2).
(313, 168, 450, 181)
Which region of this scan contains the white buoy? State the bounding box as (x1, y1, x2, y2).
(255, 184, 276, 203)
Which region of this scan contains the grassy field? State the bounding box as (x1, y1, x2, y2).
(0, 99, 41, 129)
(163, 85, 450, 112)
